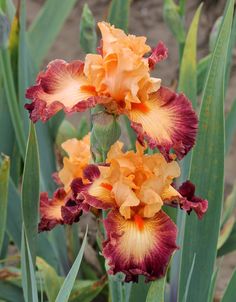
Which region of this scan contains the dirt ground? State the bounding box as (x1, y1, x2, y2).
(23, 0, 236, 300)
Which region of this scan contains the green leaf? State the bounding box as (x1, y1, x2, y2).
(6, 178, 22, 249)
(28, 0, 78, 66)
(108, 0, 131, 32)
(0, 48, 26, 158)
(218, 216, 235, 249)
(55, 227, 88, 302)
(37, 257, 62, 302)
(0, 281, 24, 302)
(163, 0, 185, 44)
(21, 122, 40, 264)
(178, 1, 234, 302)
(182, 254, 196, 302)
(80, 4, 97, 54)
(145, 276, 166, 302)
(225, 12, 236, 90)
(218, 222, 236, 257)
(221, 182, 236, 226)
(178, 4, 202, 108)
(170, 6, 202, 300)
(21, 230, 39, 302)
(0, 155, 10, 251)
(225, 98, 236, 154)
(221, 268, 236, 302)
(207, 268, 219, 302)
(197, 54, 211, 95)
(77, 116, 90, 139)
(129, 277, 150, 302)
(68, 278, 107, 302)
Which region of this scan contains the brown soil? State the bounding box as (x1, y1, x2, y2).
(20, 0, 236, 300)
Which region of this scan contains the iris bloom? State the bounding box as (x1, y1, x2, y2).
(25, 22, 197, 160)
(70, 142, 208, 282)
(39, 134, 90, 231)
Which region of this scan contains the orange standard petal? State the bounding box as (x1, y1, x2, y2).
(58, 134, 91, 191)
(103, 210, 178, 282)
(129, 86, 198, 160)
(84, 23, 161, 113)
(25, 60, 98, 122)
(98, 22, 151, 57)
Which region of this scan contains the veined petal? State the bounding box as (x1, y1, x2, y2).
(162, 181, 208, 219)
(129, 86, 198, 160)
(103, 210, 177, 282)
(72, 165, 115, 210)
(38, 188, 82, 232)
(25, 60, 97, 122)
(148, 41, 168, 70)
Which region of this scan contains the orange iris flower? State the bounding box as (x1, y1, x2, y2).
(71, 142, 208, 282)
(25, 22, 197, 160)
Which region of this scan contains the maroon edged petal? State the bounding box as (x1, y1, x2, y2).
(25, 59, 98, 123)
(83, 164, 101, 181)
(148, 41, 168, 70)
(103, 210, 178, 282)
(178, 181, 208, 219)
(129, 86, 198, 161)
(38, 188, 82, 232)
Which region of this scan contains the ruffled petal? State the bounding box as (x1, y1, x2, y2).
(103, 210, 177, 282)
(148, 41, 168, 70)
(71, 165, 115, 210)
(178, 181, 208, 219)
(129, 86, 198, 160)
(25, 60, 97, 122)
(58, 135, 91, 191)
(162, 181, 208, 219)
(38, 188, 82, 232)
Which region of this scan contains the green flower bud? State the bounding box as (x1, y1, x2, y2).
(163, 0, 185, 44)
(91, 111, 121, 163)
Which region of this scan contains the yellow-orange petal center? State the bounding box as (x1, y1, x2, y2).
(100, 183, 113, 191)
(131, 102, 150, 113)
(134, 214, 145, 231)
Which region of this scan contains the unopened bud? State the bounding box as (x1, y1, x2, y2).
(91, 111, 121, 163)
(163, 0, 185, 43)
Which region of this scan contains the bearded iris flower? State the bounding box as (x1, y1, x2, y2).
(25, 22, 197, 160)
(26, 22, 207, 283)
(39, 139, 207, 281)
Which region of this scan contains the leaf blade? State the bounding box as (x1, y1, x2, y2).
(55, 227, 88, 302)
(0, 155, 10, 251)
(179, 1, 234, 301)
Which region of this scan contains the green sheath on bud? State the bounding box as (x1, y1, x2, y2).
(163, 0, 185, 44)
(91, 111, 121, 163)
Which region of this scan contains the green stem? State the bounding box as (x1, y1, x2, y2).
(123, 115, 136, 150)
(0, 49, 26, 158)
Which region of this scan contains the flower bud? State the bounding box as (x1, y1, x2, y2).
(91, 111, 121, 163)
(163, 0, 185, 43)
